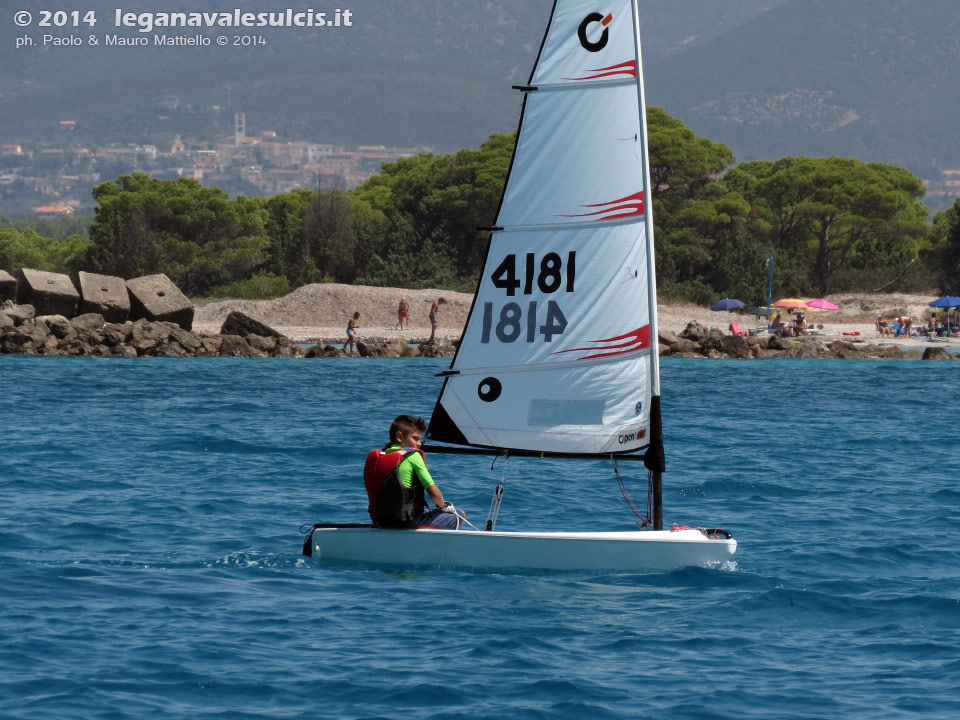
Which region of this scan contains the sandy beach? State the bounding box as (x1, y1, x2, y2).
(193, 284, 957, 350)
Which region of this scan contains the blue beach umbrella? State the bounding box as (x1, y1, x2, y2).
(928, 296, 960, 334)
(710, 298, 746, 312)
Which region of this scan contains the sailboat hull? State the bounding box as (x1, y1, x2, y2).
(308, 528, 736, 572)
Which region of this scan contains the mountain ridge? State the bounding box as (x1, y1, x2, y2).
(1, 0, 790, 151)
(2, 0, 957, 209)
(647, 0, 960, 176)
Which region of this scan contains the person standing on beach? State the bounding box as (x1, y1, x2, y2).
(396, 297, 409, 330)
(931, 312, 942, 336)
(428, 297, 446, 344)
(363, 414, 465, 529)
(899, 315, 912, 337)
(344, 312, 360, 353)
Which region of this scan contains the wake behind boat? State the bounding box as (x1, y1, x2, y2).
(302, 0, 737, 571)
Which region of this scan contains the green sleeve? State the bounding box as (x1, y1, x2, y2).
(400, 451, 435, 489)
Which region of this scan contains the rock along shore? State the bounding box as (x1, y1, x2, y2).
(0, 272, 955, 360)
(1, 270, 461, 358)
(2, 305, 952, 361)
(0, 303, 459, 359)
(660, 322, 955, 361)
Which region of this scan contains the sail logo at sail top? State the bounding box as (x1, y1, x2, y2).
(578, 11, 612, 52)
(565, 11, 638, 82)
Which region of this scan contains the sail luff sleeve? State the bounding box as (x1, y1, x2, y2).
(630, 0, 661, 401)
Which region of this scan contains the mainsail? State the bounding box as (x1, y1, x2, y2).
(428, 0, 661, 457)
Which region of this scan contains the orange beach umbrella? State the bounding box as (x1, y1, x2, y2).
(772, 298, 809, 310)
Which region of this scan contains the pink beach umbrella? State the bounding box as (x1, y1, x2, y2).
(805, 298, 840, 311)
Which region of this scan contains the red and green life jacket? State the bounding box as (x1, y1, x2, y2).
(363, 447, 427, 526)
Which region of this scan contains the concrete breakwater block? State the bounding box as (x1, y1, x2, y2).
(0, 270, 16, 302)
(220, 311, 283, 339)
(15, 268, 79, 317)
(126, 274, 194, 330)
(78, 271, 130, 323)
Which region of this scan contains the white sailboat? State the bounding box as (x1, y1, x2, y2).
(303, 0, 736, 571)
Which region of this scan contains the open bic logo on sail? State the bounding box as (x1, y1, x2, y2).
(578, 11, 613, 52)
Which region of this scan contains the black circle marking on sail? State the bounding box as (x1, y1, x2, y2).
(578, 12, 608, 52)
(477, 377, 502, 402)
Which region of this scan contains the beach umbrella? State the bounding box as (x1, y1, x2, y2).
(929, 296, 960, 334)
(805, 298, 840, 311)
(773, 298, 809, 310)
(710, 298, 746, 312)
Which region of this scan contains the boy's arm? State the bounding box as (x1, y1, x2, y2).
(426, 484, 445, 508)
(410, 454, 446, 508)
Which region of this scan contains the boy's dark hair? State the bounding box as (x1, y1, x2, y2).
(389, 414, 426, 444)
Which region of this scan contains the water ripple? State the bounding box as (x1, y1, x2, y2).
(1, 356, 958, 719)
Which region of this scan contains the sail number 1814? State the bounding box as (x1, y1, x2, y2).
(480, 301, 567, 343)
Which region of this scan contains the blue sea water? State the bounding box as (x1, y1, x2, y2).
(1, 355, 958, 719)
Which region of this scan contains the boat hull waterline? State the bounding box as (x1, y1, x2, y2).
(308, 528, 736, 571)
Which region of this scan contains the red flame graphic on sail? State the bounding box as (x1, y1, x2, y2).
(562, 60, 637, 82)
(552, 324, 651, 360)
(556, 191, 645, 221)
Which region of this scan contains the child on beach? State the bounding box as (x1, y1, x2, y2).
(363, 415, 466, 530)
(428, 297, 446, 344)
(396, 297, 409, 330)
(344, 312, 360, 353)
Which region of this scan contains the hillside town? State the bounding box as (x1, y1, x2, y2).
(0, 112, 423, 218)
(2, 109, 960, 220)
(923, 169, 960, 203)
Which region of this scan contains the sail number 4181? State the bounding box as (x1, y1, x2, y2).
(490, 252, 575, 295)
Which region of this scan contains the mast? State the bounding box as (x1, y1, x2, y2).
(631, 0, 664, 529)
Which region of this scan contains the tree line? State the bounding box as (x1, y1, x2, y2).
(2, 108, 959, 302)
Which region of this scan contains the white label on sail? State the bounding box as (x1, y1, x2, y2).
(429, 0, 655, 455)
